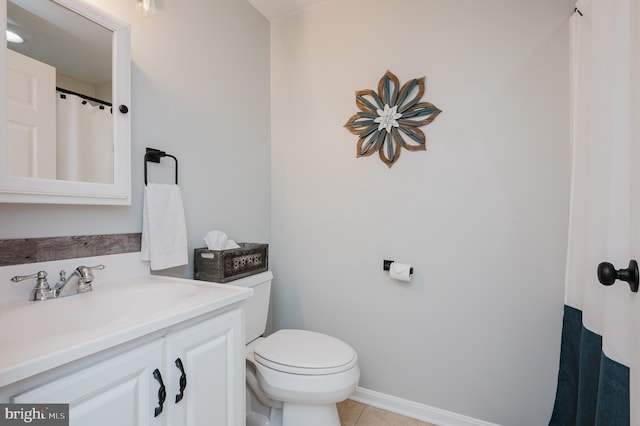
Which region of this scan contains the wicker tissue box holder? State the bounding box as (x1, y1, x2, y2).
(194, 243, 268, 283)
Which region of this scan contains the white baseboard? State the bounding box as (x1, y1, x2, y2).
(349, 387, 502, 426)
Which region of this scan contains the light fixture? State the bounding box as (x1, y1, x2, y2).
(136, 0, 156, 17)
(6, 29, 23, 43)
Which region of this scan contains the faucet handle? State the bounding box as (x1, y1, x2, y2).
(75, 264, 105, 293)
(77, 264, 105, 276)
(11, 271, 51, 301)
(11, 270, 48, 283)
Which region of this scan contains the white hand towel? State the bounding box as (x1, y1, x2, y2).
(141, 183, 188, 270)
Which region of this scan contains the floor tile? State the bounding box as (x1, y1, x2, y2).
(354, 405, 437, 426)
(337, 399, 366, 426)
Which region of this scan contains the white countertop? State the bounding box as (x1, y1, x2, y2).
(0, 253, 255, 388)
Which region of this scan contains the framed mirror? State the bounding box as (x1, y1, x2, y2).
(0, 0, 130, 205)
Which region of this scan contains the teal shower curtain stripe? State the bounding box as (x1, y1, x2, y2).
(549, 305, 629, 425)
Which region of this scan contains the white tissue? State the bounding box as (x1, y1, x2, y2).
(203, 231, 241, 250)
(225, 239, 241, 249)
(204, 231, 227, 250)
(389, 262, 413, 282)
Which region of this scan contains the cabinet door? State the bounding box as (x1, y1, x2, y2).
(12, 340, 164, 426)
(165, 308, 245, 426)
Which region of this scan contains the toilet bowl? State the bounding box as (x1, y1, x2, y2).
(231, 272, 360, 426)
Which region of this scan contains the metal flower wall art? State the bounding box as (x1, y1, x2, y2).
(344, 71, 441, 168)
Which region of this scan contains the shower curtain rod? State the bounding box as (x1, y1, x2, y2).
(56, 87, 112, 107)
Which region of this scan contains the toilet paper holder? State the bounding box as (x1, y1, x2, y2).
(383, 260, 413, 274)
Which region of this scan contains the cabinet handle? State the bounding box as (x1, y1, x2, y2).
(153, 368, 167, 417)
(175, 358, 187, 403)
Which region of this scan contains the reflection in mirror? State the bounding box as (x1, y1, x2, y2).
(0, 0, 131, 205)
(7, 0, 113, 184)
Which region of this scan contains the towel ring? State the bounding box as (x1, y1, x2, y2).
(144, 147, 178, 185)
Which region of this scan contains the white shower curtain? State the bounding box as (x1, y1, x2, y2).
(56, 92, 113, 184)
(550, 0, 640, 424)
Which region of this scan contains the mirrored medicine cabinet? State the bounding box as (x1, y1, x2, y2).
(0, 0, 131, 204)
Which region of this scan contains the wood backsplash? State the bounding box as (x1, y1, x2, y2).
(0, 233, 142, 267)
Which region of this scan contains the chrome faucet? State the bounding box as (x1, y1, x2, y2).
(52, 265, 105, 298)
(11, 264, 105, 301)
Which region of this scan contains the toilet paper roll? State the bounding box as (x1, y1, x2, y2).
(389, 262, 413, 282)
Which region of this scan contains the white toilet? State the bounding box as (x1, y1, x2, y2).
(233, 271, 360, 426)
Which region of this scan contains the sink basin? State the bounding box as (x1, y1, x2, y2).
(0, 275, 252, 387)
(2, 280, 205, 341)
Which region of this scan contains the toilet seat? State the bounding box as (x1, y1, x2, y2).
(254, 329, 357, 375)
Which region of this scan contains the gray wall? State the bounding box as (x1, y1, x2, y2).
(0, 0, 271, 278)
(1, 0, 576, 423)
(269, 0, 573, 424)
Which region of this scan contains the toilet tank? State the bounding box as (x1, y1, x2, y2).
(229, 271, 273, 344)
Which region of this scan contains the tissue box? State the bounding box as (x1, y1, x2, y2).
(194, 243, 268, 283)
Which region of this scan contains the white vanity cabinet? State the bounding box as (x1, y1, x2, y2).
(9, 307, 245, 426)
(13, 340, 163, 426)
(165, 309, 245, 426)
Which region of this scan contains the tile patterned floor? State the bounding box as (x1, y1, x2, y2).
(337, 400, 437, 426)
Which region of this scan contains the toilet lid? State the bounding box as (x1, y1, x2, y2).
(254, 329, 357, 375)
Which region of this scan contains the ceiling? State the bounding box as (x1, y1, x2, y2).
(248, 0, 327, 21)
(7, 1, 112, 86)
